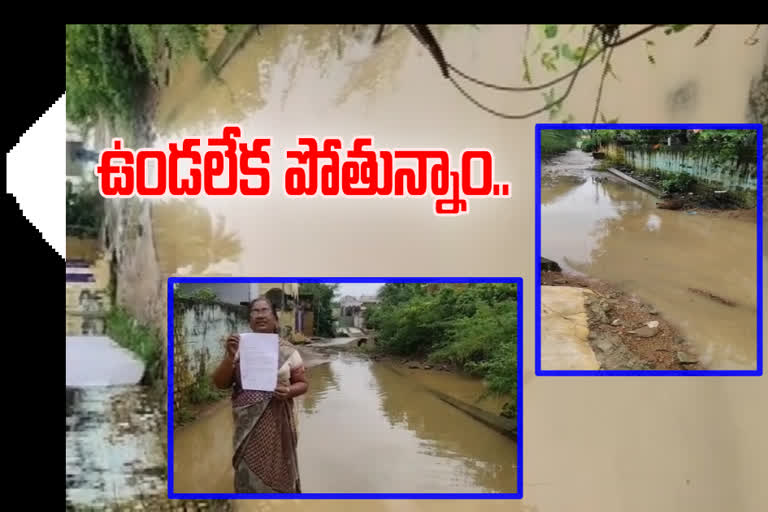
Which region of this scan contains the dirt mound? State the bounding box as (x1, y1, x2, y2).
(542, 272, 704, 371)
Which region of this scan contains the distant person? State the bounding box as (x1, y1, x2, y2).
(212, 296, 308, 493)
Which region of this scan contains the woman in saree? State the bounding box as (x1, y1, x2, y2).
(212, 296, 308, 493)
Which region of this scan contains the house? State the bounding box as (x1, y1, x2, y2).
(338, 296, 362, 329)
(338, 294, 379, 330)
(175, 282, 312, 338)
(297, 293, 315, 337)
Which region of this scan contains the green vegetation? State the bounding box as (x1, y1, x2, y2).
(66, 181, 104, 238)
(300, 283, 339, 337)
(183, 349, 229, 413)
(66, 24, 210, 128)
(580, 129, 759, 165)
(579, 128, 758, 208)
(661, 172, 697, 194)
(541, 129, 580, 157)
(173, 286, 218, 304)
(366, 283, 518, 415)
(105, 306, 162, 386)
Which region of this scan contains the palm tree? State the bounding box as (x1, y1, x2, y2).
(151, 199, 242, 275)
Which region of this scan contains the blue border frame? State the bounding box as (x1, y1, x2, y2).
(535, 123, 764, 377)
(167, 277, 524, 499)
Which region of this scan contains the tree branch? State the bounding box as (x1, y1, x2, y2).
(603, 25, 661, 47)
(442, 24, 659, 93)
(592, 38, 617, 123)
(446, 26, 599, 120)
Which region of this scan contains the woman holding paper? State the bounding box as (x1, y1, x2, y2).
(212, 296, 308, 493)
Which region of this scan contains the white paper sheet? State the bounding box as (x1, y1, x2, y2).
(238, 333, 279, 391)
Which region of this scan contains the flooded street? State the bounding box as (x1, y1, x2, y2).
(541, 150, 758, 370)
(66, 337, 166, 508)
(74, 22, 768, 512)
(174, 347, 517, 494)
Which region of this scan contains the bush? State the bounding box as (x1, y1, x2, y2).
(371, 283, 518, 397)
(661, 172, 697, 194)
(580, 137, 599, 153)
(105, 307, 162, 385)
(541, 130, 580, 157)
(66, 24, 210, 126)
(66, 181, 104, 238)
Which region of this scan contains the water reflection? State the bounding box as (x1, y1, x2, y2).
(368, 362, 517, 492)
(300, 361, 339, 415)
(295, 355, 516, 493)
(174, 351, 516, 494)
(645, 213, 662, 232)
(151, 198, 242, 275)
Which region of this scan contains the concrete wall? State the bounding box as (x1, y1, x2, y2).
(176, 282, 301, 307)
(176, 282, 250, 305)
(66, 252, 112, 336)
(604, 143, 758, 190)
(173, 298, 250, 413)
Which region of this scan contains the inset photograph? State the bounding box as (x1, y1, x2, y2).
(536, 124, 762, 375)
(169, 278, 522, 497)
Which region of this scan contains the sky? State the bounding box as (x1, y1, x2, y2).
(333, 283, 384, 299)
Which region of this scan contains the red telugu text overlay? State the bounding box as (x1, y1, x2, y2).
(94, 126, 511, 216)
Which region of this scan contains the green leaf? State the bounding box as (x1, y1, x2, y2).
(544, 25, 558, 39)
(561, 43, 575, 60)
(664, 24, 691, 35)
(522, 56, 532, 84)
(541, 52, 558, 71)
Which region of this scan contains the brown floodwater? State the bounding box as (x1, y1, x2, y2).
(173, 349, 517, 494)
(90, 22, 768, 512)
(541, 150, 758, 370)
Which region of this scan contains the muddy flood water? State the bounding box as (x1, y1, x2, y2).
(541, 150, 758, 370)
(173, 344, 518, 494)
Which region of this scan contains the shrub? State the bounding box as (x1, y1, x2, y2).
(661, 172, 697, 194)
(372, 283, 518, 398)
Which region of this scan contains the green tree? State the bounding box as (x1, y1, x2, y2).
(66, 24, 210, 127)
(541, 129, 581, 157)
(66, 181, 104, 238)
(370, 283, 518, 399)
(299, 283, 339, 337)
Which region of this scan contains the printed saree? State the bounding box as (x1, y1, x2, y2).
(231, 338, 303, 493)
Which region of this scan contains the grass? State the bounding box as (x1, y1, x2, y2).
(104, 306, 163, 386)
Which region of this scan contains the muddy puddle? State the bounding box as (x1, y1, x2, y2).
(541, 150, 758, 370)
(173, 350, 517, 494)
